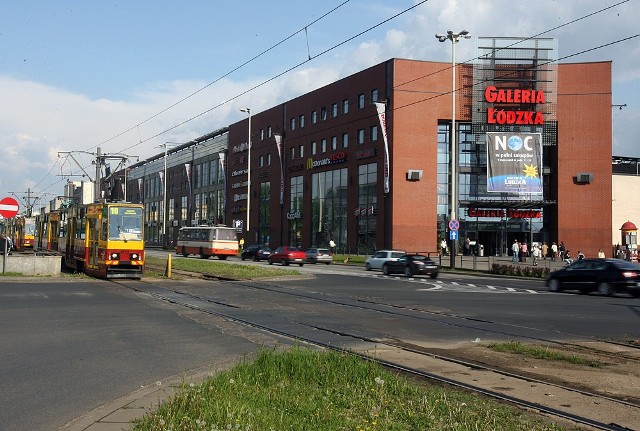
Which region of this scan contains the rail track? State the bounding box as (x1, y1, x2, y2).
(115, 275, 640, 430)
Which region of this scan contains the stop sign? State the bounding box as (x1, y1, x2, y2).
(0, 197, 20, 218)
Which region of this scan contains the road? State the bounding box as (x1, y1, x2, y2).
(1, 258, 638, 430)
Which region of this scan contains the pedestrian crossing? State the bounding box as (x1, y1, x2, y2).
(364, 273, 543, 294)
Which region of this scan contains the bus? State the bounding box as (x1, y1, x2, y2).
(176, 225, 239, 260)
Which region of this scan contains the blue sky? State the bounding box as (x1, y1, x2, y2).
(1, 0, 638, 208)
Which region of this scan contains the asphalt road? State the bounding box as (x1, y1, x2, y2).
(2, 268, 638, 431)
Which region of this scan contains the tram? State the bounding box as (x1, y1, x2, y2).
(176, 225, 239, 260)
(36, 202, 145, 279)
(6, 216, 36, 251)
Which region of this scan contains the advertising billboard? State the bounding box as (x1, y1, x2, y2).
(486, 132, 543, 194)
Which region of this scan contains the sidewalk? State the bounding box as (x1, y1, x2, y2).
(434, 253, 568, 273)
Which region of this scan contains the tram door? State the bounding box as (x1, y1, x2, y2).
(87, 218, 99, 270)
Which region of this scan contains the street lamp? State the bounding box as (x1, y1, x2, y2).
(240, 108, 251, 236)
(436, 29, 470, 268)
(157, 142, 179, 248)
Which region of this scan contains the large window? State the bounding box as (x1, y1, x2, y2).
(357, 163, 377, 254)
(289, 176, 304, 246)
(310, 168, 348, 250)
(258, 181, 271, 245)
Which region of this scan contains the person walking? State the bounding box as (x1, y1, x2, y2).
(532, 243, 540, 266)
(511, 239, 519, 263)
(520, 241, 528, 262)
(559, 241, 566, 261)
(551, 242, 558, 261)
(541, 242, 548, 260)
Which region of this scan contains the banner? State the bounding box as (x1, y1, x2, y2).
(158, 171, 164, 189)
(137, 178, 143, 203)
(185, 163, 192, 214)
(486, 132, 543, 194)
(274, 134, 284, 205)
(375, 102, 390, 194)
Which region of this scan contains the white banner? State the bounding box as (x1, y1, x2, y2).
(274, 134, 284, 205)
(375, 102, 390, 194)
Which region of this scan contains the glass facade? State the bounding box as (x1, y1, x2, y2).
(288, 176, 304, 247)
(357, 163, 377, 254)
(310, 168, 348, 250)
(258, 181, 271, 245)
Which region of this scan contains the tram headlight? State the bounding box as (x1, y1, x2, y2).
(130, 253, 139, 260)
(110, 252, 120, 260)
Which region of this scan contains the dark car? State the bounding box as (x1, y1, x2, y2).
(546, 258, 640, 297)
(268, 246, 306, 266)
(381, 254, 439, 278)
(241, 244, 272, 261)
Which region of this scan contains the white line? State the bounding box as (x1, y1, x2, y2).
(526, 289, 538, 294)
(506, 287, 516, 292)
(487, 285, 497, 290)
(467, 284, 476, 287)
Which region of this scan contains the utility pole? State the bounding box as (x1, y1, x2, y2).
(9, 188, 49, 216)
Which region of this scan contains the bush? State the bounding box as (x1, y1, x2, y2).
(491, 263, 550, 278)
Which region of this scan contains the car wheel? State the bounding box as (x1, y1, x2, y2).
(199, 248, 208, 259)
(365, 262, 371, 271)
(253, 255, 258, 262)
(283, 259, 290, 266)
(298, 263, 304, 267)
(382, 264, 390, 276)
(597, 282, 614, 296)
(403, 266, 413, 277)
(429, 272, 438, 279)
(547, 279, 561, 292)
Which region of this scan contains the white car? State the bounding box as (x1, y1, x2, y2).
(364, 250, 406, 271)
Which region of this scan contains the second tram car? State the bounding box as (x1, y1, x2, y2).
(7, 216, 36, 251)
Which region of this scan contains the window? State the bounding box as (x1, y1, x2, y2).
(331, 136, 337, 151)
(299, 114, 305, 128)
(298, 145, 304, 158)
(371, 88, 379, 103)
(331, 103, 338, 118)
(311, 141, 317, 155)
(342, 99, 349, 114)
(289, 147, 295, 160)
(290, 117, 296, 131)
(311, 110, 317, 124)
(370, 125, 378, 142)
(268, 126, 272, 138)
(321, 139, 327, 153)
(358, 93, 365, 109)
(342, 133, 349, 148)
(260, 129, 265, 141)
(321, 107, 327, 121)
(357, 129, 365, 145)
(266, 153, 271, 166)
(259, 155, 265, 167)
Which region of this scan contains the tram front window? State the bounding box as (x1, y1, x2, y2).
(109, 207, 143, 240)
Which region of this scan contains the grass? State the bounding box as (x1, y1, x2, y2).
(145, 255, 301, 279)
(487, 340, 604, 368)
(132, 347, 570, 431)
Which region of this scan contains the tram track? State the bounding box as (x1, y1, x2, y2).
(114, 277, 640, 430)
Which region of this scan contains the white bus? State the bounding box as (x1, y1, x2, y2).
(176, 225, 238, 260)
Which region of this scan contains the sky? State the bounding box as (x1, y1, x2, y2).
(1, 0, 638, 212)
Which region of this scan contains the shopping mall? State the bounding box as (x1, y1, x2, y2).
(123, 37, 615, 257)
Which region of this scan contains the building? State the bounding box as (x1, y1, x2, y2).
(126, 37, 613, 257)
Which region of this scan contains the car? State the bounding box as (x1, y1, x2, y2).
(268, 246, 306, 266)
(364, 250, 406, 271)
(381, 254, 439, 278)
(241, 244, 272, 261)
(546, 258, 640, 297)
(306, 248, 333, 264)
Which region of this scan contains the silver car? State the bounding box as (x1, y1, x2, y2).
(364, 250, 406, 271)
(306, 248, 333, 264)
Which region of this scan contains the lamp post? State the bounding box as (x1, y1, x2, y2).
(157, 142, 179, 248)
(240, 108, 251, 237)
(436, 29, 470, 268)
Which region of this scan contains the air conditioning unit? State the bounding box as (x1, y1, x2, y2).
(407, 169, 423, 181)
(575, 172, 593, 184)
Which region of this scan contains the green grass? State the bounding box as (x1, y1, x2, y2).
(132, 347, 570, 431)
(145, 255, 301, 279)
(487, 341, 604, 368)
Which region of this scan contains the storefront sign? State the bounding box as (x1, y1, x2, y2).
(468, 208, 542, 218)
(287, 211, 302, 220)
(485, 86, 545, 125)
(306, 151, 347, 170)
(353, 206, 376, 217)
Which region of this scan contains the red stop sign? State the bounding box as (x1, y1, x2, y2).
(0, 197, 20, 218)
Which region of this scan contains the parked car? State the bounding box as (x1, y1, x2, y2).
(364, 250, 406, 271)
(268, 246, 306, 266)
(381, 254, 439, 278)
(240, 244, 272, 261)
(306, 248, 333, 264)
(546, 258, 640, 297)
